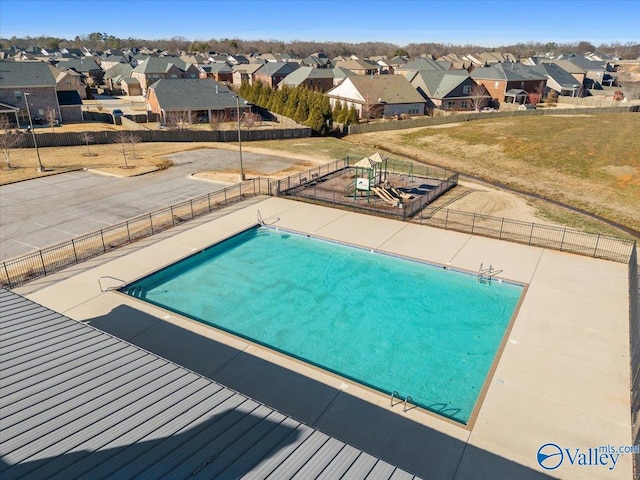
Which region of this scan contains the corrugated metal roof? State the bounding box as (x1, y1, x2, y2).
(0, 289, 420, 480)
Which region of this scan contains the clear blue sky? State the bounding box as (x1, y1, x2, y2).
(1, 0, 638, 46)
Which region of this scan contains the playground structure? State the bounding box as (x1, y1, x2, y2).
(275, 154, 459, 220)
(344, 153, 415, 207)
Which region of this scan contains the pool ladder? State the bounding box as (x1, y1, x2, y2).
(390, 391, 414, 413)
(477, 263, 502, 285)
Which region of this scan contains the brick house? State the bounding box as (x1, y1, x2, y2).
(49, 65, 88, 100)
(406, 70, 491, 111)
(198, 63, 233, 83)
(470, 63, 547, 104)
(279, 66, 336, 92)
(0, 60, 61, 126)
(55, 57, 104, 86)
(231, 63, 263, 87)
(253, 62, 299, 88)
(131, 57, 199, 93)
(147, 78, 250, 126)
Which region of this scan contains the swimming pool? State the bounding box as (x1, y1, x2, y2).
(122, 226, 523, 424)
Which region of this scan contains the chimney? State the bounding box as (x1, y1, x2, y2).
(215, 85, 219, 94)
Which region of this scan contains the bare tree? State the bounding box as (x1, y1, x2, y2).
(77, 132, 95, 156)
(0, 116, 23, 169)
(469, 83, 490, 112)
(128, 132, 141, 160)
(241, 112, 261, 129)
(114, 132, 131, 168)
(166, 111, 191, 131)
(45, 106, 57, 132)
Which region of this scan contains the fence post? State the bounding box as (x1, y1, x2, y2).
(149, 213, 154, 234)
(100, 230, 106, 253)
(170, 206, 175, 226)
(39, 250, 47, 274)
(126, 220, 131, 242)
(224, 188, 227, 205)
(499, 218, 504, 240)
(471, 213, 476, 234)
(560, 228, 566, 251)
(190, 199, 194, 219)
(3, 262, 12, 289)
(71, 239, 78, 263)
(528, 223, 534, 246)
(445, 209, 449, 229)
(207, 193, 212, 212)
(593, 234, 601, 257)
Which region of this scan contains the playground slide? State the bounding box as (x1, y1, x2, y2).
(372, 187, 398, 206)
(391, 186, 413, 200)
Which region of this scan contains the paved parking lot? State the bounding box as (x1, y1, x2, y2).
(0, 148, 300, 260)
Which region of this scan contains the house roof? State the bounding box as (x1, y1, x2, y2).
(470, 63, 547, 82)
(55, 57, 102, 73)
(255, 61, 299, 77)
(0, 60, 56, 87)
(532, 63, 580, 89)
(104, 63, 134, 79)
(148, 78, 244, 111)
(559, 54, 605, 71)
(327, 75, 427, 105)
(543, 59, 586, 75)
(401, 57, 449, 72)
(0, 288, 421, 479)
(56, 90, 83, 106)
(132, 56, 188, 74)
(410, 70, 471, 99)
(200, 63, 232, 74)
(279, 66, 335, 87)
(333, 59, 378, 72)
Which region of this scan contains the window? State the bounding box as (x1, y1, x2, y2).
(463, 85, 471, 94)
(14, 90, 22, 100)
(171, 74, 178, 78)
(521, 81, 525, 88)
(461, 100, 468, 109)
(494, 81, 499, 88)
(446, 101, 455, 109)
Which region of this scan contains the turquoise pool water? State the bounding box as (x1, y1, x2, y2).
(123, 227, 523, 424)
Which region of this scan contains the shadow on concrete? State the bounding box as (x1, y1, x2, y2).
(87, 304, 559, 480)
(0, 408, 300, 479)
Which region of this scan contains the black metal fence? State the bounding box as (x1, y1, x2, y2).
(0, 178, 271, 289)
(417, 207, 635, 263)
(274, 156, 458, 221)
(629, 242, 640, 475)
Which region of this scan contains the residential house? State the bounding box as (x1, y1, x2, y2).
(326, 74, 427, 119)
(49, 65, 88, 100)
(103, 63, 134, 91)
(279, 66, 335, 92)
(302, 53, 331, 69)
(253, 62, 299, 88)
(131, 56, 198, 93)
(531, 63, 582, 97)
(56, 90, 83, 122)
(0, 60, 61, 125)
(232, 63, 263, 87)
(227, 54, 249, 65)
(470, 63, 547, 104)
(100, 54, 130, 70)
(541, 59, 586, 88)
(146, 78, 250, 126)
(333, 58, 379, 76)
(331, 66, 356, 86)
(199, 63, 233, 83)
(398, 57, 449, 72)
(55, 57, 104, 86)
(438, 54, 472, 71)
(121, 77, 142, 96)
(549, 55, 608, 89)
(405, 70, 491, 111)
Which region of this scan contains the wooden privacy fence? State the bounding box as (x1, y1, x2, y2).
(14, 126, 312, 148)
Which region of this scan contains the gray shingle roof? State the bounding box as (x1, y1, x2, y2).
(471, 63, 547, 82)
(148, 78, 242, 111)
(280, 66, 336, 87)
(411, 70, 470, 99)
(532, 63, 580, 88)
(132, 56, 189, 74)
(0, 288, 419, 479)
(0, 61, 56, 87)
(328, 75, 427, 105)
(55, 57, 102, 73)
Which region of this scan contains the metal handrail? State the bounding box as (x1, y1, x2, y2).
(403, 395, 414, 413)
(98, 276, 127, 292)
(390, 390, 400, 407)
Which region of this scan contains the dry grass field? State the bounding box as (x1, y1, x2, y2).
(347, 113, 640, 236)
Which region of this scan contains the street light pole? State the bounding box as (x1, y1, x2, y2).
(24, 93, 44, 172)
(235, 95, 245, 182)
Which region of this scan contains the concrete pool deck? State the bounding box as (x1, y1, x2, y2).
(15, 197, 632, 479)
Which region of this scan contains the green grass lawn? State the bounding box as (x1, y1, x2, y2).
(349, 113, 640, 235)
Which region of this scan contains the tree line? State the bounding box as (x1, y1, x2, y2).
(2, 33, 639, 60)
(238, 81, 358, 134)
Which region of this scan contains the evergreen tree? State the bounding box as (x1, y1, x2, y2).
(345, 105, 359, 124)
(293, 89, 310, 124)
(306, 108, 324, 134)
(333, 101, 345, 123)
(284, 87, 300, 118)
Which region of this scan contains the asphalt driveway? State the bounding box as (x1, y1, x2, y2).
(0, 148, 300, 260)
